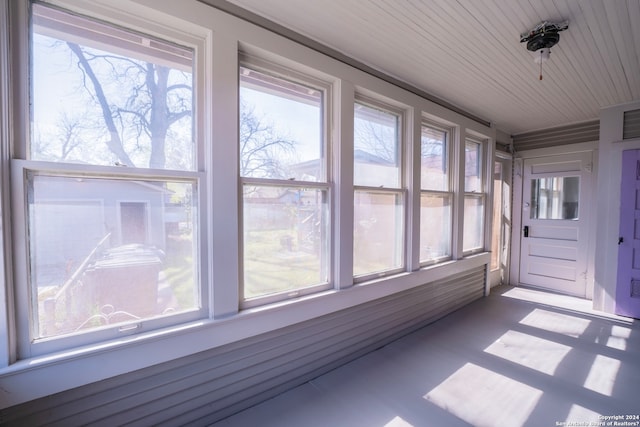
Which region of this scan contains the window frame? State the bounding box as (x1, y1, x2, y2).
(0, 0, 496, 407)
(10, 2, 209, 359)
(419, 121, 453, 266)
(352, 95, 406, 282)
(462, 137, 487, 255)
(238, 53, 333, 308)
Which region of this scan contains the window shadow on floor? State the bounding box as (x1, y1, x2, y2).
(213, 285, 639, 427)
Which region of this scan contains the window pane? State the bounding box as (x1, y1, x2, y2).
(354, 191, 404, 276)
(354, 103, 400, 188)
(243, 185, 329, 300)
(28, 174, 198, 339)
(421, 126, 448, 191)
(463, 196, 484, 252)
(530, 176, 579, 220)
(31, 4, 194, 170)
(239, 67, 323, 181)
(420, 194, 452, 262)
(465, 140, 482, 192)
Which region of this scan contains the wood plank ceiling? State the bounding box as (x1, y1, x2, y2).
(211, 0, 640, 136)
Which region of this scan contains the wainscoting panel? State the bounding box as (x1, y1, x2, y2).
(1, 265, 486, 426)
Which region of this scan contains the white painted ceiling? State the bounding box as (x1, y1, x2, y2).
(221, 0, 640, 135)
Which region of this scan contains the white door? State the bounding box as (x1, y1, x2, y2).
(519, 152, 592, 297)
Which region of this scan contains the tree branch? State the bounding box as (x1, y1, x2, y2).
(67, 42, 135, 166)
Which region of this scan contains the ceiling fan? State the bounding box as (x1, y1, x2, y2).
(520, 20, 569, 80)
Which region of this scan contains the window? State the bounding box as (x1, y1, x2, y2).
(14, 3, 202, 356)
(420, 123, 452, 263)
(530, 176, 579, 220)
(353, 100, 404, 278)
(239, 60, 330, 305)
(0, 0, 499, 405)
(463, 138, 486, 253)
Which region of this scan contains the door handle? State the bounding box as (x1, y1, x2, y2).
(619, 237, 624, 245)
(524, 226, 529, 238)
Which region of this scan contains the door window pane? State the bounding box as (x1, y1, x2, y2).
(243, 185, 329, 299)
(353, 191, 404, 276)
(354, 103, 400, 188)
(420, 194, 452, 262)
(28, 174, 198, 339)
(239, 67, 323, 181)
(31, 4, 194, 170)
(530, 176, 579, 220)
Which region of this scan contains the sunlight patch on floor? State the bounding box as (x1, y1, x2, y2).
(424, 363, 542, 427)
(605, 325, 632, 350)
(519, 308, 591, 337)
(383, 416, 413, 427)
(484, 330, 571, 375)
(583, 354, 621, 397)
(564, 404, 602, 424)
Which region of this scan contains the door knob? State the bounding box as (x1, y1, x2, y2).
(618, 237, 624, 245)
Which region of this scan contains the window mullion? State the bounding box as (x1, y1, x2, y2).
(210, 34, 239, 318)
(407, 113, 421, 271)
(334, 80, 354, 289)
(452, 128, 465, 259)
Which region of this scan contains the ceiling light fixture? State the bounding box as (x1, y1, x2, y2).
(520, 20, 569, 80)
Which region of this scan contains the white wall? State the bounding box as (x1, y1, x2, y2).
(594, 100, 640, 313)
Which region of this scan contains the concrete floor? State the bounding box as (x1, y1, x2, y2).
(212, 285, 640, 427)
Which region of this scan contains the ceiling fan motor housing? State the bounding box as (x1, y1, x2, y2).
(526, 32, 560, 52)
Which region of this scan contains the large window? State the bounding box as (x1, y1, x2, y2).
(353, 100, 404, 278)
(0, 0, 499, 406)
(420, 123, 452, 263)
(14, 3, 202, 356)
(239, 61, 330, 305)
(463, 138, 486, 253)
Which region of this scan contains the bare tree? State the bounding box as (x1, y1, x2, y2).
(67, 42, 191, 169)
(32, 111, 92, 162)
(64, 42, 294, 175)
(354, 118, 398, 164)
(239, 101, 297, 179)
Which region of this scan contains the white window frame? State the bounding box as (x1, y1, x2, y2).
(238, 53, 333, 308)
(0, 0, 495, 408)
(353, 95, 406, 282)
(10, 2, 209, 359)
(419, 121, 453, 265)
(463, 137, 487, 255)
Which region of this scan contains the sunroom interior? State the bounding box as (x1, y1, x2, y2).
(0, 0, 639, 425)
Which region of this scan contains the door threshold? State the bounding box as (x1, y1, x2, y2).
(497, 285, 631, 322)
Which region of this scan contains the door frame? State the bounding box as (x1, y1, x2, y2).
(595, 101, 640, 314)
(489, 151, 512, 287)
(510, 141, 597, 299)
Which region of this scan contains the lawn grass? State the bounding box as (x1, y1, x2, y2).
(243, 228, 325, 299)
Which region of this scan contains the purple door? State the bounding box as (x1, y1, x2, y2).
(616, 149, 640, 318)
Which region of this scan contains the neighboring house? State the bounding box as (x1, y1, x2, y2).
(32, 177, 171, 288)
